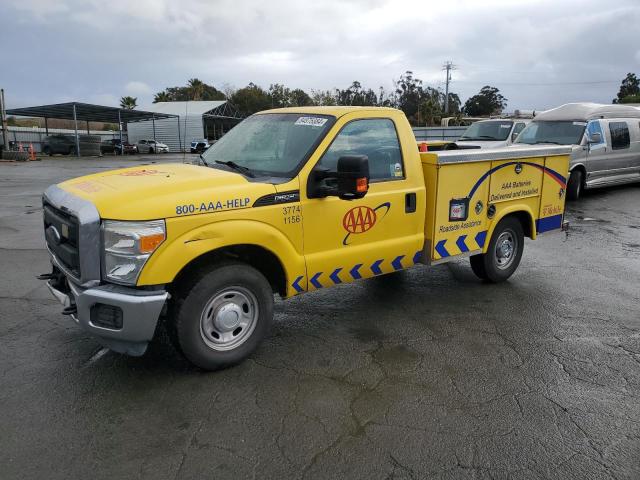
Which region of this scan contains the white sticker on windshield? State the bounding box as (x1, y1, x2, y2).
(500, 124, 511, 128)
(573, 122, 587, 126)
(295, 116, 328, 127)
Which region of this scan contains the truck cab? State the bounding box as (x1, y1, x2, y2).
(42, 107, 570, 370)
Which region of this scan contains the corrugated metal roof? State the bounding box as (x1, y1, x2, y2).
(141, 101, 227, 116)
(535, 103, 640, 121)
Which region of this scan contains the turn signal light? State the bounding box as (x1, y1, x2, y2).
(139, 233, 165, 253)
(419, 142, 428, 152)
(356, 177, 368, 193)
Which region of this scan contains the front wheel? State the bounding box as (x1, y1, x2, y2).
(566, 169, 583, 201)
(470, 216, 524, 283)
(171, 263, 274, 370)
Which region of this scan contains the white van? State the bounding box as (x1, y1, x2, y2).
(456, 118, 531, 149)
(513, 103, 640, 200)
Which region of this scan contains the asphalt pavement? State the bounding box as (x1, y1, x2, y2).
(1, 155, 639, 479)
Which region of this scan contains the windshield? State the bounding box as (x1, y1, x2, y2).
(202, 113, 335, 177)
(514, 121, 586, 145)
(458, 121, 513, 141)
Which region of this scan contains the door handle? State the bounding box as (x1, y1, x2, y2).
(405, 192, 417, 213)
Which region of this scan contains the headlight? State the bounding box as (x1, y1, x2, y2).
(102, 220, 165, 285)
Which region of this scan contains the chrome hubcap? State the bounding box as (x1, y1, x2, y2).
(199, 287, 258, 351)
(495, 230, 517, 270)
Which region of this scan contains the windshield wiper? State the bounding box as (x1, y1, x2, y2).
(214, 160, 255, 178)
(531, 140, 562, 145)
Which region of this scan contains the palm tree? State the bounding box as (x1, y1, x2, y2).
(153, 91, 171, 103)
(120, 96, 137, 110)
(188, 78, 205, 101)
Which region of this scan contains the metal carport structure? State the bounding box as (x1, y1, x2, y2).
(127, 101, 243, 153)
(5, 102, 179, 156)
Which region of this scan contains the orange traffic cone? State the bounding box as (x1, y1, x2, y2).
(18, 142, 24, 152)
(29, 143, 36, 161)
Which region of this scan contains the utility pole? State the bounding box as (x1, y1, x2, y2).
(442, 61, 456, 114)
(0, 89, 8, 152)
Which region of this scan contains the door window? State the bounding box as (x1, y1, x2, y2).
(317, 119, 404, 181)
(586, 120, 605, 145)
(609, 122, 630, 150)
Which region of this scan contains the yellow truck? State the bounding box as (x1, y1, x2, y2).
(41, 107, 570, 370)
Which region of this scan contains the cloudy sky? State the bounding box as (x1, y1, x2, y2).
(2, 0, 639, 111)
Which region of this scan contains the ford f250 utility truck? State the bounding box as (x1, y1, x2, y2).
(40, 107, 570, 370)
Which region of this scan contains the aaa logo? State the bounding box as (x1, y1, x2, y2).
(343, 206, 377, 234)
(341, 202, 391, 245)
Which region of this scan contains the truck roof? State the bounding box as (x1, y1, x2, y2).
(535, 103, 640, 122)
(257, 106, 400, 117)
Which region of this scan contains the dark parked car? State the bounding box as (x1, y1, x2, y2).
(100, 139, 138, 155)
(42, 135, 77, 155)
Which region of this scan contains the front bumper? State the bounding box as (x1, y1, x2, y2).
(46, 274, 168, 356)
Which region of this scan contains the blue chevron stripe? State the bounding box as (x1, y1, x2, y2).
(456, 235, 469, 253)
(329, 268, 343, 284)
(292, 276, 304, 293)
(310, 272, 323, 289)
(391, 255, 404, 271)
(370, 259, 383, 275)
(350, 263, 363, 280)
(475, 230, 487, 248)
(435, 240, 450, 258)
(413, 250, 422, 264)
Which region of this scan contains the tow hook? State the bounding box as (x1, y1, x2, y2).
(62, 305, 77, 316)
(562, 220, 570, 231)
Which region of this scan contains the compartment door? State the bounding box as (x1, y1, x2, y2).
(486, 157, 544, 235)
(430, 161, 490, 262)
(537, 155, 570, 234)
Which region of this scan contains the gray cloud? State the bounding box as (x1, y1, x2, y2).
(2, 0, 639, 110)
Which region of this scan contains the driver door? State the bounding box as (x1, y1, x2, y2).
(300, 115, 424, 291)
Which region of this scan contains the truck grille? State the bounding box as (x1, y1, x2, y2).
(43, 203, 81, 278)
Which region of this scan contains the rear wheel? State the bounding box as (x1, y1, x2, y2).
(566, 169, 583, 201)
(171, 263, 273, 370)
(43, 146, 51, 156)
(148, 147, 154, 154)
(470, 216, 524, 283)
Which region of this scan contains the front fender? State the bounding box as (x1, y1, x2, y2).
(137, 218, 305, 292)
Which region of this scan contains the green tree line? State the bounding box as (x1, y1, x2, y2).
(143, 72, 507, 126)
(119, 72, 635, 126)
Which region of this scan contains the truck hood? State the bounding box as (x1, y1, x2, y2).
(58, 163, 276, 220)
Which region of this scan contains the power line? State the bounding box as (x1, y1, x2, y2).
(453, 80, 618, 86)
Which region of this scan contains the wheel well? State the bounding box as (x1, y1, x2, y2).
(171, 244, 287, 297)
(570, 165, 586, 184)
(506, 211, 534, 239)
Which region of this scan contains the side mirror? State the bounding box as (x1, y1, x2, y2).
(308, 155, 370, 200)
(336, 155, 370, 200)
(588, 132, 601, 144)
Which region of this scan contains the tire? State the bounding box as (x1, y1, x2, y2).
(148, 147, 154, 154)
(566, 169, 583, 201)
(68, 146, 76, 156)
(171, 263, 274, 370)
(469, 216, 524, 283)
(43, 147, 52, 156)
